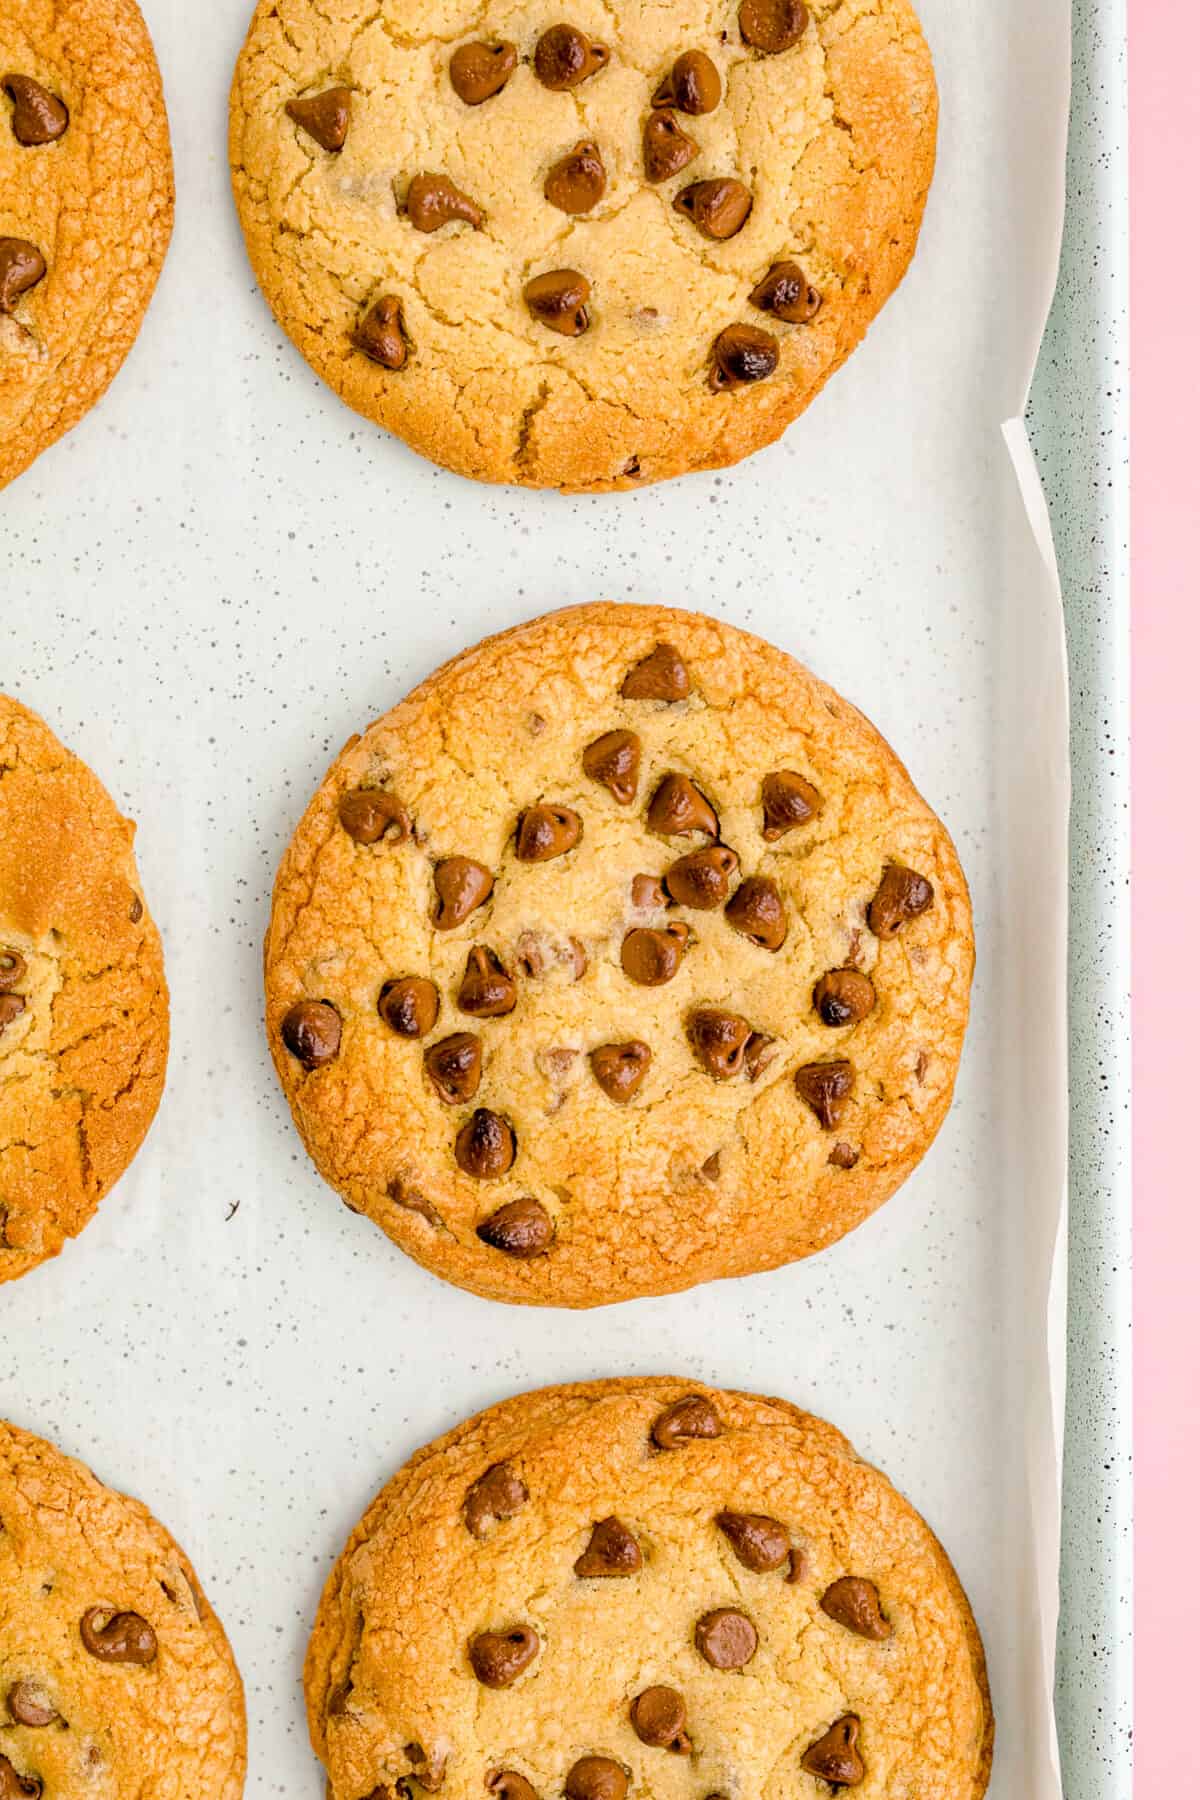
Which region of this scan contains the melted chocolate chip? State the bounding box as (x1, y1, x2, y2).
(674, 179, 752, 240)
(794, 1060, 854, 1128)
(739, 0, 809, 54)
(0, 995, 25, 1035)
(828, 1141, 859, 1169)
(534, 25, 610, 89)
(709, 324, 778, 391)
(339, 788, 411, 844)
(425, 1032, 482, 1103)
(464, 1462, 528, 1536)
(515, 804, 582, 862)
(0, 1755, 40, 1800)
(716, 1510, 790, 1572)
(725, 875, 787, 949)
(574, 1515, 642, 1577)
(477, 1197, 554, 1257)
(621, 925, 688, 985)
(762, 770, 821, 838)
(665, 845, 738, 908)
(745, 1031, 778, 1081)
(4, 75, 68, 145)
(79, 1608, 157, 1666)
(652, 51, 722, 114)
(354, 295, 408, 368)
(688, 1008, 753, 1079)
(630, 1686, 691, 1752)
(868, 863, 935, 937)
(652, 1394, 723, 1447)
(0, 239, 46, 314)
(378, 976, 440, 1038)
(564, 1760, 626, 1800)
(448, 40, 518, 103)
(486, 1774, 538, 1800)
(280, 1000, 342, 1070)
(468, 1625, 539, 1687)
(800, 1716, 865, 1787)
(286, 87, 351, 151)
(813, 969, 876, 1028)
(455, 1107, 516, 1177)
(524, 269, 591, 336)
(621, 642, 690, 700)
(590, 1040, 651, 1102)
(643, 112, 699, 183)
(695, 1608, 757, 1668)
(545, 141, 607, 214)
(820, 1576, 892, 1639)
(582, 729, 641, 802)
(647, 773, 718, 837)
(433, 856, 494, 928)
(0, 950, 26, 992)
(6, 1682, 56, 1728)
(457, 947, 517, 1016)
(750, 260, 821, 322)
(406, 173, 484, 231)
(631, 873, 668, 910)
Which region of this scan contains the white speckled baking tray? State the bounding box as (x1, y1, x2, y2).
(0, 0, 1118, 1795)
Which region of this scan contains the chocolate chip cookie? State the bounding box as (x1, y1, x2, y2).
(304, 1378, 993, 1800)
(0, 0, 174, 489)
(264, 604, 972, 1306)
(0, 1418, 246, 1799)
(229, 0, 936, 490)
(0, 697, 169, 1283)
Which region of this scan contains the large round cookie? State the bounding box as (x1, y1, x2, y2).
(0, 1419, 246, 1799)
(0, 0, 174, 490)
(229, 0, 936, 491)
(265, 604, 972, 1307)
(305, 1378, 993, 1800)
(0, 697, 169, 1283)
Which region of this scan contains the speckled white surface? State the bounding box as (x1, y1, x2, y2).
(0, 3, 1081, 1796)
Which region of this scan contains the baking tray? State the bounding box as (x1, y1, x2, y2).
(1028, 0, 1133, 1792)
(0, 0, 1127, 1795)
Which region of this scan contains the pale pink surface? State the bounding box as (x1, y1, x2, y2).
(1133, 0, 1200, 1786)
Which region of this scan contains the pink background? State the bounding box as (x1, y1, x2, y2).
(1132, 0, 1198, 1787)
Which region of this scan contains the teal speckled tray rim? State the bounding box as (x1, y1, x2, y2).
(1028, 2, 1132, 1794)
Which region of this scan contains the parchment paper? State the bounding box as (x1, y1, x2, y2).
(0, 1, 1071, 1794)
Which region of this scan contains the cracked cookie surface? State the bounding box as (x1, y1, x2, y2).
(0, 0, 174, 490)
(0, 696, 169, 1284)
(229, 0, 936, 490)
(0, 1418, 246, 1800)
(264, 603, 972, 1307)
(304, 1377, 993, 1800)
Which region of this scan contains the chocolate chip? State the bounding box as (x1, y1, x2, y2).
(647, 773, 718, 837)
(652, 51, 722, 114)
(582, 729, 641, 803)
(515, 804, 582, 862)
(631, 873, 668, 910)
(545, 141, 607, 214)
(286, 87, 351, 151)
(0, 239, 46, 313)
(745, 1032, 777, 1081)
(281, 1000, 342, 1069)
(425, 1032, 482, 1103)
(354, 295, 408, 369)
(387, 1178, 442, 1227)
(724, 875, 787, 949)
(688, 1009, 753, 1079)
(478, 1197, 554, 1257)
(813, 969, 876, 1028)
(665, 845, 738, 909)
(464, 1461, 529, 1536)
(574, 1515, 642, 1576)
(405, 173, 484, 232)
(708, 324, 778, 391)
(589, 1040, 651, 1103)
(652, 1394, 723, 1447)
(868, 863, 935, 937)
(6, 1682, 56, 1728)
(457, 947, 517, 1016)
(455, 1107, 516, 1177)
(405, 1743, 448, 1790)
(630, 1686, 691, 1752)
(620, 642, 690, 700)
(739, 0, 809, 53)
(432, 857, 494, 928)
(0, 1755, 40, 1800)
(564, 1760, 626, 1800)
(449, 40, 518, 103)
(0, 950, 26, 992)
(695, 1608, 757, 1669)
(129, 895, 144, 923)
(79, 1608, 157, 1666)
(643, 112, 699, 183)
(621, 925, 688, 986)
(750, 260, 821, 322)
(715, 1510, 790, 1571)
(468, 1625, 539, 1687)
(828, 1142, 859, 1169)
(534, 25, 610, 89)
(762, 770, 821, 839)
(700, 1150, 722, 1181)
(338, 787, 411, 844)
(794, 1060, 853, 1128)
(487, 1774, 538, 1800)
(674, 179, 752, 240)
(378, 976, 440, 1038)
(800, 1716, 865, 1787)
(0, 995, 25, 1035)
(820, 1577, 892, 1640)
(4, 75, 68, 145)
(787, 1547, 807, 1583)
(524, 269, 591, 336)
